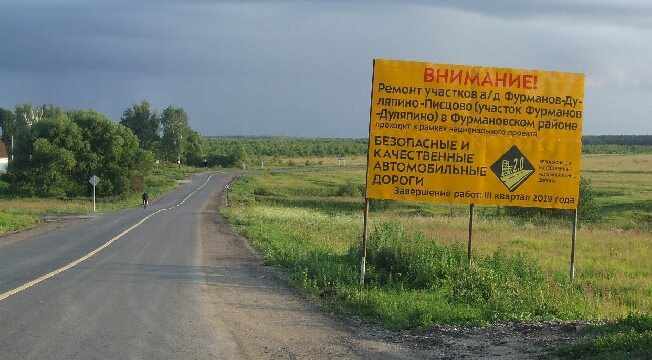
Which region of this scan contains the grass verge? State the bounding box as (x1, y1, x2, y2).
(555, 313, 652, 359)
(222, 171, 624, 326)
(221, 167, 650, 358)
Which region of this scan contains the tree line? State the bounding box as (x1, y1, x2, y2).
(582, 135, 652, 145)
(118, 100, 205, 166)
(0, 101, 368, 198)
(582, 135, 652, 154)
(1, 100, 648, 198)
(203, 136, 368, 167)
(0, 101, 204, 197)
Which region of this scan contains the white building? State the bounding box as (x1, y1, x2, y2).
(0, 142, 8, 173)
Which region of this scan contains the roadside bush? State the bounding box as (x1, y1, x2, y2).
(359, 222, 544, 291)
(577, 176, 598, 221)
(369, 199, 396, 211)
(0, 178, 8, 195)
(504, 176, 599, 222)
(356, 222, 465, 289)
(350, 221, 581, 322)
(253, 187, 272, 196)
(336, 180, 362, 197)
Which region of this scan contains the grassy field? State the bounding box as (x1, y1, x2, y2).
(221, 154, 651, 331)
(260, 155, 368, 168)
(581, 154, 652, 230)
(0, 164, 200, 235)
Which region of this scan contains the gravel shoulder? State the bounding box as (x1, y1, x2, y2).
(198, 181, 428, 359)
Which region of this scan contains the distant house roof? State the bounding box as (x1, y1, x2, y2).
(0, 142, 7, 159)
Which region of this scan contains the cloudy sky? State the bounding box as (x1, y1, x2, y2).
(1, 0, 651, 137)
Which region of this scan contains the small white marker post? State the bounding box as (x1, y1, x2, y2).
(89, 175, 100, 212)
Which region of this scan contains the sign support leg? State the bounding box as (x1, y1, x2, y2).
(467, 203, 474, 267)
(570, 208, 578, 283)
(93, 185, 96, 212)
(360, 198, 370, 287)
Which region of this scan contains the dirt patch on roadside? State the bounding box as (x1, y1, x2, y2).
(361, 320, 592, 359)
(199, 180, 592, 359)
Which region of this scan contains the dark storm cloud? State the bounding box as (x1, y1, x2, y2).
(1, 0, 650, 136)
(0, 1, 183, 74)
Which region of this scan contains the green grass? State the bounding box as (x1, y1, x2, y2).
(0, 211, 39, 234)
(555, 313, 652, 359)
(221, 156, 651, 358)
(581, 154, 652, 230)
(223, 202, 604, 328)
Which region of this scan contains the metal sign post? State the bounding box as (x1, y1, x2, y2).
(570, 208, 578, 283)
(360, 198, 370, 286)
(468, 203, 475, 267)
(89, 175, 100, 212)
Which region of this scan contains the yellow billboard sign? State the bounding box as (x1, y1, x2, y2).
(366, 59, 584, 209)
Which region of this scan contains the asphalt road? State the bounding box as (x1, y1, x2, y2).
(0, 171, 435, 359)
(0, 172, 236, 359)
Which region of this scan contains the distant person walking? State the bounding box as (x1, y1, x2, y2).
(142, 191, 149, 208)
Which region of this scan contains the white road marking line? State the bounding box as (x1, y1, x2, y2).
(0, 173, 217, 302)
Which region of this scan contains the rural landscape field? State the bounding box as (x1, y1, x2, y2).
(220, 144, 652, 358)
(1, 135, 651, 358)
(3, 2, 652, 358)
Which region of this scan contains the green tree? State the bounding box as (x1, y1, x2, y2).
(120, 100, 161, 151)
(6, 107, 152, 197)
(7, 112, 86, 196)
(69, 109, 151, 196)
(14, 104, 43, 127)
(160, 106, 189, 164)
(229, 143, 249, 167)
(183, 128, 206, 166)
(41, 104, 66, 120)
(29, 138, 77, 197)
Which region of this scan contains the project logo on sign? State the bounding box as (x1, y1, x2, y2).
(490, 145, 535, 192)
